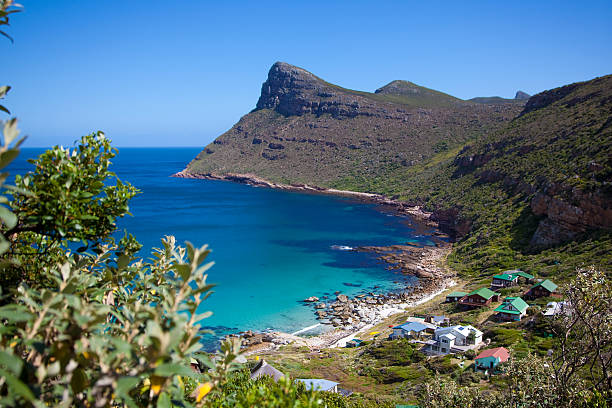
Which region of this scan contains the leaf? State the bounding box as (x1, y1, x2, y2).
(70, 367, 89, 393)
(156, 392, 171, 408)
(0, 304, 31, 322)
(154, 363, 196, 378)
(175, 264, 191, 282)
(0, 86, 11, 99)
(0, 350, 24, 373)
(117, 254, 131, 270)
(3, 117, 19, 145)
(0, 149, 19, 169)
(116, 376, 139, 407)
(0, 205, 17, 229)
(0, 369, 34, 402)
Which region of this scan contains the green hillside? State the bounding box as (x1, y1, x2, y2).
(183, 63, 611, 282)
(185, 62, 521, 187)
(334, 74, 612, 281)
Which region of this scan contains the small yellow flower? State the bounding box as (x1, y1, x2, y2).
(9, 341, 17, 347)
(150, 375, 165, 396)
(255, 355, 260, 361)
(196, 382, 212, 402)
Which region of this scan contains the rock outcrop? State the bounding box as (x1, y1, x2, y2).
(514, 90, 531, 100)
(530, 187, 612, 247)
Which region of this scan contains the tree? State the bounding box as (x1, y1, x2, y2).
(2, 132, 140, 289)
(549, 267, 612, 397)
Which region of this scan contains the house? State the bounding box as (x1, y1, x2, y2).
(250, 360, 285, 382)
(524, 279, 559, 299)
(474, 347, 510, 372)
(509, 270, 534, 283)
(427, 325, 483, 354)
(491, 273, 519, 289)
(295, 379, 339, 393)
(542, 301, 570, 317)
(446, 291, 467, 302)
(458, 288, 499, 308)
(425, 315, 450, 326)
(345, 339, 364, 348)
(494, 297, 529, 321)
(389, 321, 434, 340)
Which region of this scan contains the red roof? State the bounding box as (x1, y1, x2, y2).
(475, 347, 509, 362)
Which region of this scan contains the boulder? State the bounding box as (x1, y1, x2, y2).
(336, 294, 348, 303)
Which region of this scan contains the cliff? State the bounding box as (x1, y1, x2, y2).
(183, 62, 521, 187)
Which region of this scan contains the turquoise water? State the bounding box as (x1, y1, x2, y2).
(10, 147, 441, 345)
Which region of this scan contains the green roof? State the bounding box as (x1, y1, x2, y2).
(531, 279, 558, 293)
(494, 297, 529, 314)
(467, 287, 497, 300)
(447, 291, 467, 297)
(509, 270, 534, 280)
(493, 273, 517, 281)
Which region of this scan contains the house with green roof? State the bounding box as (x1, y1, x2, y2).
(458, 287, 499, 308)
(525, 279, 559, 299)
(491, 270, 534, 289)
(446, 291, 467, 303)
(491, 273, 519, 289)
(510, 270, 534, 282)
(494, 297, 529, 321)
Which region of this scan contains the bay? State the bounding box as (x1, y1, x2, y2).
(9, 147, 440, 345)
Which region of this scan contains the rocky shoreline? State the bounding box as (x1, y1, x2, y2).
(174, 170, 456, 352)
(234, 244, 454, 353)
(172, 170, 440, 228)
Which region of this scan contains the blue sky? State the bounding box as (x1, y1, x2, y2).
(2, 0, 611, 147)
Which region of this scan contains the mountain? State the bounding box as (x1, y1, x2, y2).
(181, 63, 611, 280)
(468, 90, 531, 105)
(182, 62, 522, 187)
(348, 74, 612, 280)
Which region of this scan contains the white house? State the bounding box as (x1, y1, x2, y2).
(427, 325, 483, 354)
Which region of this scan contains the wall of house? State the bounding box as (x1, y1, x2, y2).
(475, 356, 499, 371)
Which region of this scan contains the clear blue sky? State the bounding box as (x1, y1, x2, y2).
(2, 0, 611, 147)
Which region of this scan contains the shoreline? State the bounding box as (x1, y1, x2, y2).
(174, 170, 457, 352)
(236, 243, 455, 354)
(172, 170, 439, 228)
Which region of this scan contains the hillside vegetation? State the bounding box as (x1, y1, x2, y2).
(334, 74, 612, 282)
(184, 63, 611, 282)
(185, 62, 521, 186)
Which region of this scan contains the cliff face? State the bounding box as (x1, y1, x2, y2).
(450, 75, 612, 247)
(184, 62, 521, 187)
(255, 62, 383, 118)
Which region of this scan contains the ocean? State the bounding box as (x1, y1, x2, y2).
(9, 147, 441, 345)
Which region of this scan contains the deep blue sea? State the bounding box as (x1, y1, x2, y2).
(10, 147, 440, 344)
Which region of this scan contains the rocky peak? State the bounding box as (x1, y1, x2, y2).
(514, 90, 530, 100)
(254, 62, 385, 118)
(255, 62, 324, 113)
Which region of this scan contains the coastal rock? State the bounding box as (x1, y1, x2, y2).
(336, 294, 348, 303)
(530, 188, 612, 248)
(303, 296, 319, 303)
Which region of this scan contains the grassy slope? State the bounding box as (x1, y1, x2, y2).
(333, 74, 612, 282)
